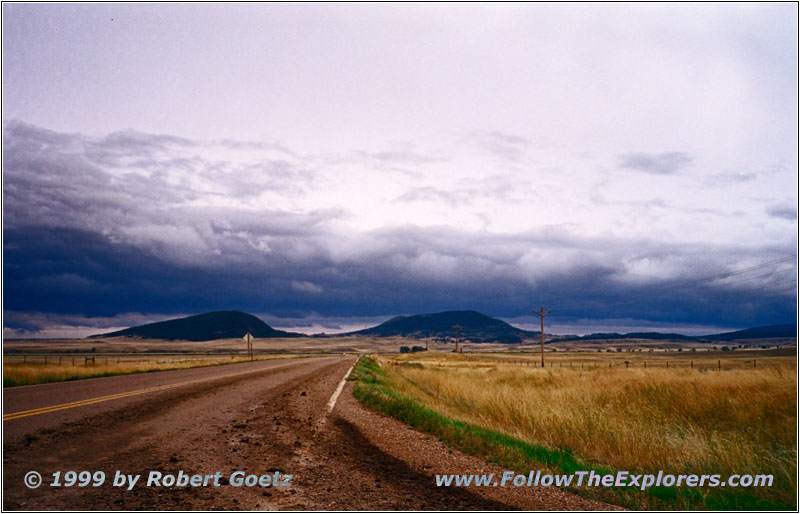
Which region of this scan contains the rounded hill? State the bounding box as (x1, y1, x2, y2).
(89, 311, 301, 341)
(350, 310, 538, 343)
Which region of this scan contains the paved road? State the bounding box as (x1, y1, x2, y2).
(3, 358, 326, 441)
(3, 356, 614, 510)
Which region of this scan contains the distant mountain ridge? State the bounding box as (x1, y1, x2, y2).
(89, 311, 303, 341)
(552, 323, 797, 343)
(701, 323, 797, 341)
(347, 310, 539, 343)
(551, 332, 696, 342)
(88, 309, 795, 344)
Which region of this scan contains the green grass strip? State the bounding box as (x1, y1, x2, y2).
(350, 357, 789, 511)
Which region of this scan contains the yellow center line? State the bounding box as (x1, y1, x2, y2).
(3, 360, 303, 421)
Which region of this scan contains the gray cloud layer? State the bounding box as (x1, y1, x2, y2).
(620, 152, 693, 175)
(3, 122, 797, 336)
(768, 205, 798, 220)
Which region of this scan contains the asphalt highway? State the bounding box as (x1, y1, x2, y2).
(3, 355, 613, 510)
(3, 357, 332, 441)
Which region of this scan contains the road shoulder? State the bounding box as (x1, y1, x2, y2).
(335, 380, 622, 511)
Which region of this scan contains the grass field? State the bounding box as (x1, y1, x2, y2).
(2, 353, 309, 387)
(351, 350, 796, 510)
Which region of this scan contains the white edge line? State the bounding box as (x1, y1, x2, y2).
(326, 355, 361, 413)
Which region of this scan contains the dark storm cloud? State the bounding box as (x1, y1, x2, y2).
(6, 222, 794, 335)
(620, 152, 693, 175)
(3, 310, 180, 336)
(3, 121, 330, 247)
(3, 123, 796, 336)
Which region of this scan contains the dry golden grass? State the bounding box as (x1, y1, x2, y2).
(381, 352, 796, 503)
(395, 347, 793, 370)
(3, 354, 304, 387)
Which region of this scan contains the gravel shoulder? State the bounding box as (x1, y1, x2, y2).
(332, 380, 622, 510)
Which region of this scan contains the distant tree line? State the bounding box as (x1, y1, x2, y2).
(399, 346, 427, 354)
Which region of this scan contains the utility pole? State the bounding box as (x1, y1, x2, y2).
(452, 325, 462, 353)
(532, 307, 551, 368)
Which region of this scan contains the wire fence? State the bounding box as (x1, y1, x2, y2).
(3, 353, 256, 367)
(497, 359, 768, 371)
(398, 354, 795, 372)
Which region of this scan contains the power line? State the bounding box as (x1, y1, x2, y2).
(665, 255, 796, 289)
(713, 267, 796, 287)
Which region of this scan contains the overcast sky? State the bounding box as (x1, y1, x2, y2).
(3, 3, 797, 338)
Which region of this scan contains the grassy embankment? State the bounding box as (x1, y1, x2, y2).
(3, 354, 309, 387)
(350, 352, 796, 510)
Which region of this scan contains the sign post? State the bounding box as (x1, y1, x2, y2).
(244, 332, 253, 361)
